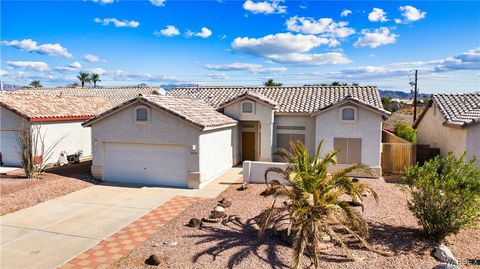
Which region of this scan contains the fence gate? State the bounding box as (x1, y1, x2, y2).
(381, 143, 416, 174)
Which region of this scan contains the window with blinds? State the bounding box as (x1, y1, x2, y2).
(333, 138, 362, 164)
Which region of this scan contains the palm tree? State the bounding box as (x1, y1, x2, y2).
(77, 72, 91, 88)
(29, 80, 42, 88)
(263, 79, 282, 87)
(258, 141, 392, 268)
(90, 73, 101, 88)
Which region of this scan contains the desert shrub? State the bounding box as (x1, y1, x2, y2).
(404, 153, 480, 241)
(394, 122, 417, 143)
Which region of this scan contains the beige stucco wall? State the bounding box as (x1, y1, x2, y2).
(465, 123, 480, 163)
(223, 99, 275, 161)
(416, 104, 467, 158)
(274, 115, 316, 155)
(1, 106, 22, 131)
(198, 127, 234, 187)
(88, 102, 202, 180)
(314, 104, 383, 169)
(31, 121, 93, 164)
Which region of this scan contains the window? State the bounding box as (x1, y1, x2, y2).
(241, 101, 254, 114)
(277, 133, 305, 152)
(333, 138, 362, 164)
(135, 106, 149, 123)
(340, 106, 357, 122)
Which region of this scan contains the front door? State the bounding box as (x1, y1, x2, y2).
(242, 132, 256, 161)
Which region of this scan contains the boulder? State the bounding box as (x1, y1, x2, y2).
(145, 254, 162, 266)
(218, 197, 232, 208)
(186, 218, 202, 228)
(237, 182, 249, 191)
(214, 206, 225, 213)
(434, 263, 460, 269)
(433, 245, 458, 265)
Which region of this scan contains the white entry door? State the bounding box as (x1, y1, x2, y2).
(1, 131, 21, 166)
(104, 143, 189, 187)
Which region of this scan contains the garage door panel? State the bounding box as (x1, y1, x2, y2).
(104, 143, 188, 187)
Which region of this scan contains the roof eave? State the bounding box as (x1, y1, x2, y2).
(310, 99, 390, 118)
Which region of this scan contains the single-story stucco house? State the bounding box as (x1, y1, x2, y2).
(83, 86, 390, 188)
(0, 93, 111, 166)
(414, 93, 480, 162)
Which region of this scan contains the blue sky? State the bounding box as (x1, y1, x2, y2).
(1, 0, 479, 93)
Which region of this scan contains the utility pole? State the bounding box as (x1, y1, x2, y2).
(413, 70, 418, 122)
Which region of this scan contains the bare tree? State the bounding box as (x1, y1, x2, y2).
(16, 120, 64, 178)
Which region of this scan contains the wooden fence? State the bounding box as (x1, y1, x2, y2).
(381, 143, 417, 174)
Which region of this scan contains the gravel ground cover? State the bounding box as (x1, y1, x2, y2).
(112, 178, 480, 269)
(0, 161, 95, 215)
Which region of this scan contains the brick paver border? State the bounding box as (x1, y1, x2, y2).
(59, 196, 203, 269)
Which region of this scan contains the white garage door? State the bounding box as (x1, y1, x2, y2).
(1, 131, 21, 166)
(104, 143, 189, 187)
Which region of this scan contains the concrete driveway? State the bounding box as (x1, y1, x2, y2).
(0, 168, 242, 269)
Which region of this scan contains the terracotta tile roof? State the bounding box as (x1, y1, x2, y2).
(16, 87, 163, 106)
(168, 86, 386, 114)
(312, 95, 390, 117)
(84, 95, 237, 130)
(218, 91, 278, 108)
(432, 93, 480, 127)
(0, 92, 112, 122)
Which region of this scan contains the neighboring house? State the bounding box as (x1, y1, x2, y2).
(0, 93, 111, 166)
(82, 95, 237, 188)
(84, 86, 389, 188)
(414, 93, 480, 162)
(16, 87, 164, 106)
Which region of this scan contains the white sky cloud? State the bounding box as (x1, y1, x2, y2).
(243, 0, 286, 15)
(84, 54, 104, 62)
(91, 68, 107, 75)
(2, 39, 72, 58)
(286, 16, 355, 38)
(91, 0, 114, 4)
(154, 25, 180, 37)
(204, 62, 287, 74)
(399, 5, 426, 23)
(208, 73, 229, 79)
(7, 61, 49, 72)
(340, 9, 352, 17)
(94, 17, 140, 28)
(0, 69, 7, 77)
(149, 0, 165, 7)
(268, 52, 351, 65)
(195, 27, 212, 38)
(354, 27, 398, 48)
(368, 8, 388, 22)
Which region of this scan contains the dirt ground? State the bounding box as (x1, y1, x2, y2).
(112, 179, 480, 269)
(0, 161, 96, 215)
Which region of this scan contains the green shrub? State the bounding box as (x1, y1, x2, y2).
(404, 153, 480, 241)
(394, 122, 417, 143)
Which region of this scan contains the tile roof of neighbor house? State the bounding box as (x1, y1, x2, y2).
(0, 92, 112, 122)
(83, 94, 237, 130)
(218, 91, 278, 108)
(168, 86, 388, 114)
(414, 93, 480, 128)
(16, 87, 163, 106)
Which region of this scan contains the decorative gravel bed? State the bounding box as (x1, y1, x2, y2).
(112, 178, 480, 269)
(0, 161, 96, 215)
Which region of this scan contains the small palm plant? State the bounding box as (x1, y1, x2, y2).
(258, 141, 391, 268)
(77, 72, 91, 87)
(90, 73, 101, 88)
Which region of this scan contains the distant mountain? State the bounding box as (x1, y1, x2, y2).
(0, 82, 21, 91)
(160, 83, 197, 91)
(379, 90, 430, 99)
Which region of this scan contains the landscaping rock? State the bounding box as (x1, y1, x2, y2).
(209, 210, 226, 219)
(362, 189, 371, 197)
(433, 245, 459, 265)
(218, 197, 232, 208)
(186, 218, 202, 228)
(237, 182, 249, 191)
(321, 234, 331, 242)
(162, 241, 177, 248)
(145, 254, 162, 266)
(434, 263, 460, 269)
(214, 206, 225, 213)
(350, 195, 363, 206)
